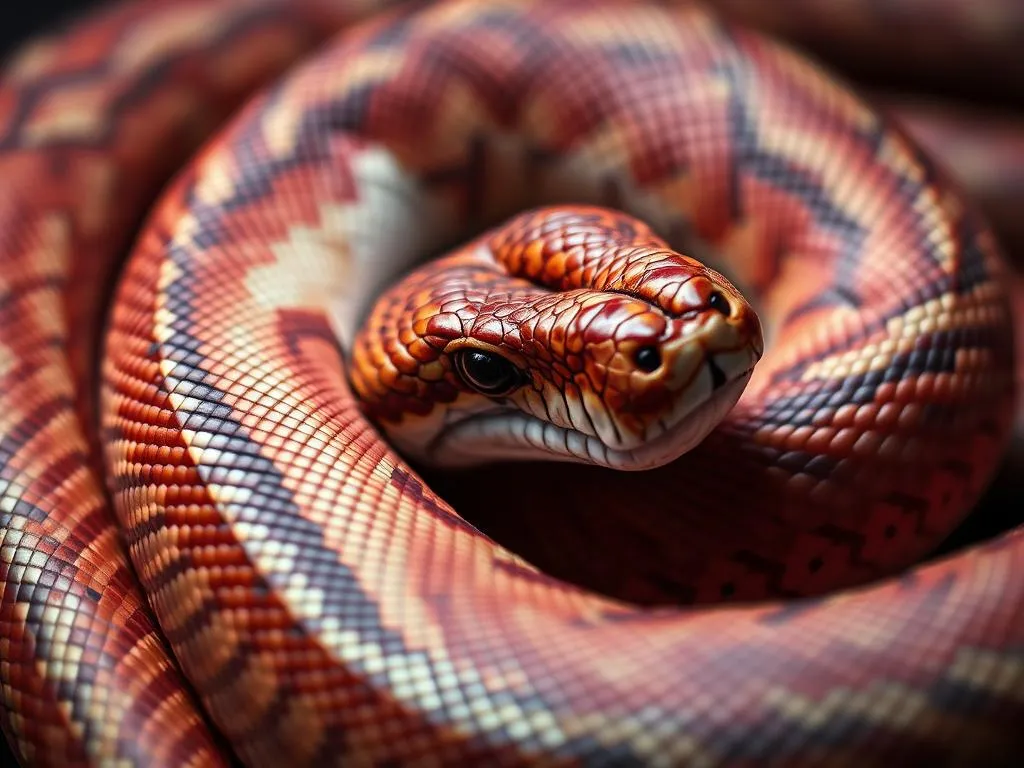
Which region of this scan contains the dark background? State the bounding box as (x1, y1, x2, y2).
(1, 1, 103, 58)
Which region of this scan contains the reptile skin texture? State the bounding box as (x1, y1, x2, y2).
(0, 0, 1021, 766)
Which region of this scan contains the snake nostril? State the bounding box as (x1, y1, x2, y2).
(708, 290, 731, 316)
(634, 345, 662, 373)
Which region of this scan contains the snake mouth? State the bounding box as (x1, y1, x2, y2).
(608, 367, 752, 471)
(424, 359, 755, 471)
(708, 354, 728, 390)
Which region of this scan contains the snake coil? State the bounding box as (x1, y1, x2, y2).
(0, 0, 1021, 766)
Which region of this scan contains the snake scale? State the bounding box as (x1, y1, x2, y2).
(0, 0, 1022, 765)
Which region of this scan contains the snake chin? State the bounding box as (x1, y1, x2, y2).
(421, 368, 753, 471)
(611, 370, 753, 471)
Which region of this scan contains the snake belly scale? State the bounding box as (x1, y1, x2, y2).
(0, 0, 1021, 766)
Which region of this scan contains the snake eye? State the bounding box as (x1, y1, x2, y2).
(708, 290, 731, 316)
(453, 348, 523, 397)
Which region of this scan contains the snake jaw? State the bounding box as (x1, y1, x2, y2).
(396, 357, 756, 471)
(609, 368, 754, 470)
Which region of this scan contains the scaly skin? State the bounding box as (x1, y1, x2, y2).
(0, 1, 406, 764)
(705, 0, 1024, 261)
(875, 96, 1024, 260)
(0, 1, 1020, 767)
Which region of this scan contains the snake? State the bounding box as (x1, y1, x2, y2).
(0, 0, 1022, 766)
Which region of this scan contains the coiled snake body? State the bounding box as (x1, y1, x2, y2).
(0, 0, 1021, 765)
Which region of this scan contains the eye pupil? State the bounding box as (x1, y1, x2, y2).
(634, 345, 661, 372)
(465, 351, 505, 386)
(709, 291, 731, 316)
(454, 349, 521, 396)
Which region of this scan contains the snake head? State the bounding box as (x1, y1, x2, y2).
(350, 206, 763, 471)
